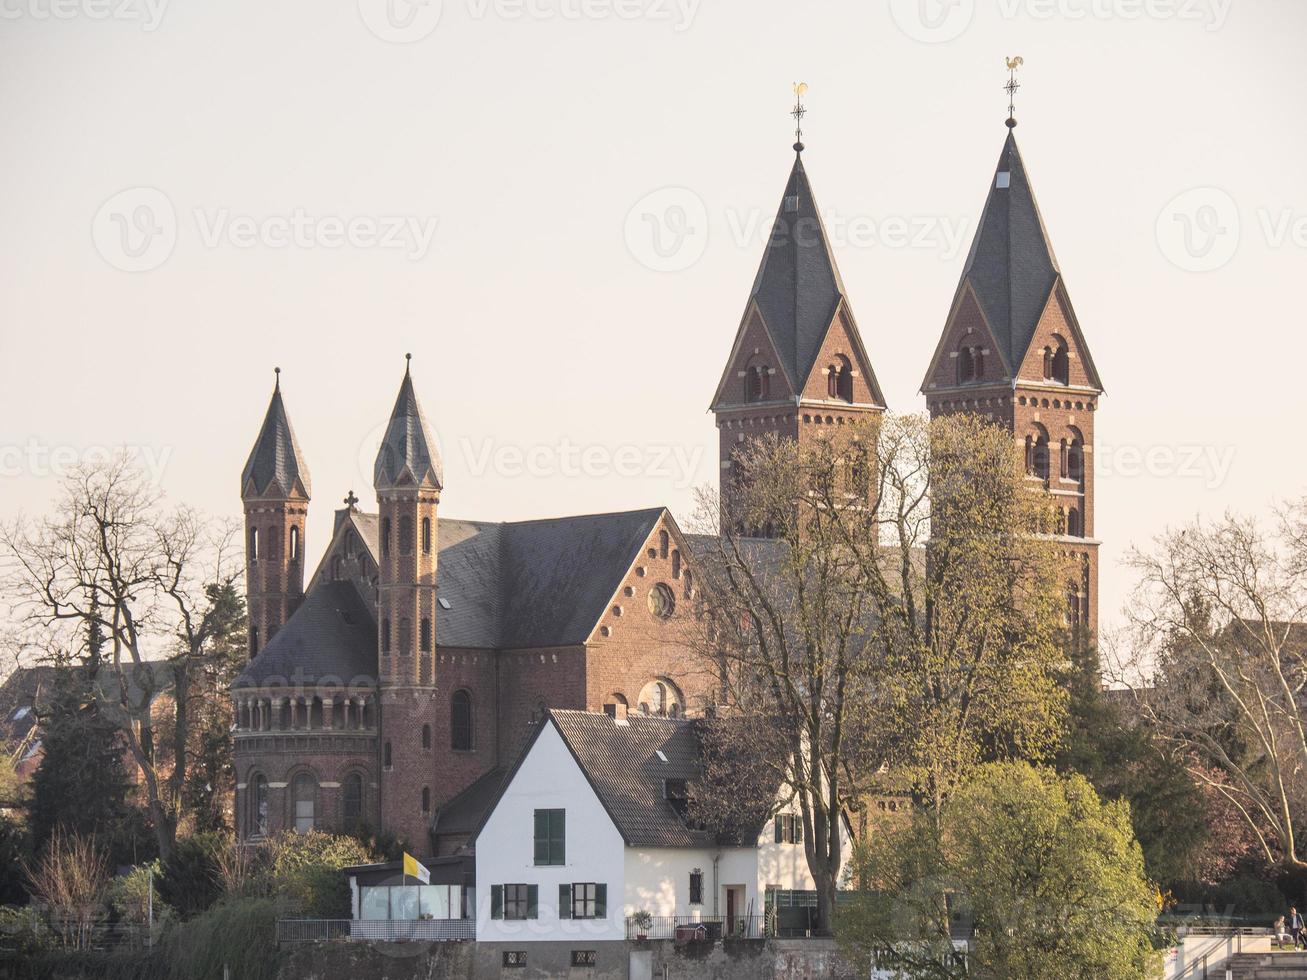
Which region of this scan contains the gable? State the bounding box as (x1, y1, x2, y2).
(798, 300, 887, 406)
(1014, 282, 1103, 391)
(710, 303, 797, 409)
(921, 282, 1010, 391)
(307, 512, 378, 604)
(586, 509, 697, 650)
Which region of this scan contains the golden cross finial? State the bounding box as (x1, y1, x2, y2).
(791, 81, 809, 152)
(1005, 56, 1024, 128)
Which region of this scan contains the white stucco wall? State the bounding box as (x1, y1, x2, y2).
(754, 806, 855, 895)
(475, 723, 627, 942)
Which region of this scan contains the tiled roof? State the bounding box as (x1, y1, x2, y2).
(241, 384, 310, 498)
(433, 767, 507, 837)
(232, 581, 377, 689)
(548, 710, 714, 848)
(373, 367, 442, 490)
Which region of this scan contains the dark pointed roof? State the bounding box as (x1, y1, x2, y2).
(240, 381, 310, 499)
(746, 153, 850, 391)
(373, 364, 443, 491)
(955, 131, 1062, 373)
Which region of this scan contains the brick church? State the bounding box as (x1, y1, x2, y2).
(231, 113, 1102, 857)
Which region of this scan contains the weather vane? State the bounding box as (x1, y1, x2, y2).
(1005, 56, 1024, 128)
(791, 81, 808, 152)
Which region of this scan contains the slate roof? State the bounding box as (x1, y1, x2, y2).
(241, 382, 310, 498)
(374, 365, 443, 490)
(232, 581, 378, 689)
(433, 767, 507, 838)
(954, 131, 1062, 374)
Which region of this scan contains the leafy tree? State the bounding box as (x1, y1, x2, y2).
(157, 831, 227, 919)
(691, 414, 1069, 931)
(836, 763, 1162, 980)
(0, 809, 31, 905)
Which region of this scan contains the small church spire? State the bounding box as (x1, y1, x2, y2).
(791, 81, 808, 153)
(1004, 56, 1023, 129)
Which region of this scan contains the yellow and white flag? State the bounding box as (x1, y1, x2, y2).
(402, 852, 431, 885)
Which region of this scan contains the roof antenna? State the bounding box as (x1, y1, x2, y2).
(274, 366, 281, 391)
(405, 352, 412, 376)
(791, 81, 808, 153)
(1005, 56, 1023, 129)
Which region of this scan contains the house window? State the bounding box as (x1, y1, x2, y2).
(421, 516, 432, 554)
(774, 813, 803, 844)
(342, 773, 363, 833)
(571, 951, 597, 967)
(689, 869, 704, 905)
(563, 882, 605, 919)
(292, 773, 316, 834)
(503, 951, 527, 968)
(534, 808, 565, 866)
(451, 690, 473, 751)
(249, 774, 269, 837)
(492, 884, 537, 920)
(399, 515, 414, 555)
(419, 617, 432, 652)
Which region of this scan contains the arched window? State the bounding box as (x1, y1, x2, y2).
(381, 618, 391, 655)
(1032, 427, 1050, 480)
(659, 530, 669, 558)
(383, 741, 393, 769)
(451, 690, 473, 751)
(422, 517, 432, 554)
(398, 617, 411, 655)
(834, 355, 853, 402)
(974, 348, 984, 378)
(683, 570, 693, 599)
(421, 724, 432, 750)
(1067, 428, 1085, 483)
(1051, 337, 1070, 385)
(745, 358, 770, 402)
(1059, 439, 1070, 480)
(249, 527, 259, 560)
(381, 518, 391, 558)
(419, 617, 432, 653)
(422, 787, 431, 814)
(289, 526, 300, 561)
(292, 773, 317, 834)
(399, 516, 414, 556)
(826, 364, 839, 399)
(958, 346, 974, 384)
(1067, 507, 1081, 538)
(342, 773, 363, 833)
(332, 556, 343, 580)
(1042, 346, 1054, 380)
(671, 549, 681, 579)
(637, 678, 682, 717)
(249, 774, 269, 837)
(250, 627, 259, 658)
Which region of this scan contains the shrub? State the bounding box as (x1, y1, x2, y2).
(156, 896, 282, 980)
(107, 861, 172, 929)
(156, 832, 225, 919)
(256, 831, 376, 918)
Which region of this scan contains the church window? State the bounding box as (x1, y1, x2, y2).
(332, 556, 342, 580)
(342, 774, 363, 833)
(249, 774, 269, 837)
(648, 583, 675, 619)
(292, 773, 317, 834)
(383, 741, 393, 769)
(832, 355, 853, 402)
(1042, 346, 1053, 380)
(1067, 428, 1085, 483)
(637, 677, 682, 717)
(422, 517, 432, 554)
(421, 724, 431, 750)
(381, 618, 391, 655)
(289, 526, 299, 561)
(671, 549, 681, 579)
(451, 690, 473, 751)
(265, 528, 278, 559)
(683, 570, 693, 599)
(1067, 507, 1081, 537)
(398, 618, 412, 655)
(422, 787, 431, 814)
(345, 533, 354, 557)
(250, 627, 259, 657)
(420, 617, 432, 653)
(249, 527, 259, 560)
(1052, 339, 1070, 385)
(958, 347, 974, 383)
(399, 516, 414, 556)
(381, 518, 391, 558)
(745, 359, 771, 402)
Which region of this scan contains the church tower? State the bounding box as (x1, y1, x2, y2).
(709, 109, 886, 516)
(921, 114, 1104, 643)
(240, 369, 311, 659)
(374, 354, 442, 851)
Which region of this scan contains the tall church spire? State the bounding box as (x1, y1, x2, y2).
(241, 368, 311, 499)
(374, 354, 443, 491)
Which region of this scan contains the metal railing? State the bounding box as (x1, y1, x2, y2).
(275, 918, 475, 944)
(626, 915, 768, 941)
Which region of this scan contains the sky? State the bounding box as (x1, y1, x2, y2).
(2, 0, 1305, 645)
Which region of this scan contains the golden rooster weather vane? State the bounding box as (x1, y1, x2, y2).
(792, 81, 808, 152)
(1005, 56, 1024, 128)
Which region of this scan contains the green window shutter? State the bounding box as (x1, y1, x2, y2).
(795, 817, 804, 843)
(774, 816, 782, 843)
(527, 884, 539, 919)
(534, 810, 548, 863)
(559, 884, 572, 919)
(491, 884, 503, 919)
(552, 810, 566, 865)
(595, 883, 607, 918)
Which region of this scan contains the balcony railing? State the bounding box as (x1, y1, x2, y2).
(275, 918, 475, 944)
(626, 915, 768, 941)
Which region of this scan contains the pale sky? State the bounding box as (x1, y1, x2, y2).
(2, 0, 1304, 642)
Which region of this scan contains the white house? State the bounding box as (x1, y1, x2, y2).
(472, 708, 851, 954)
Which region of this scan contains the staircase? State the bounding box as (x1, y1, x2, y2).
(1227, 952, 1307, 979)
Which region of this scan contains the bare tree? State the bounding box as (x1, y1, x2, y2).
(2, 456, 244, 859)
(24, 829, 110, 950)
(690, 413, 1069, 932)
(1114, 498, 1307, 870)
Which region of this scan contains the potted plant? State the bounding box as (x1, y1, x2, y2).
(632, 910, 653, 940)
